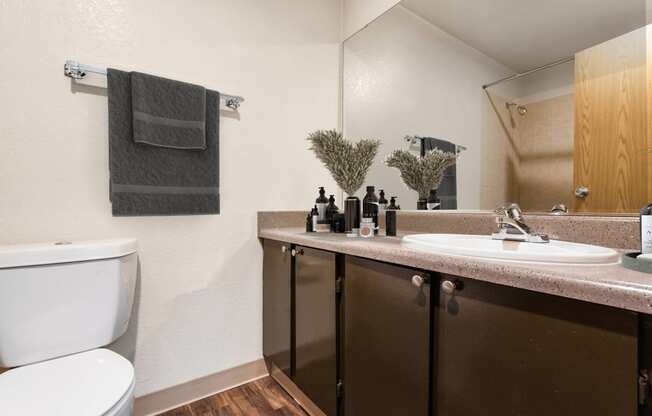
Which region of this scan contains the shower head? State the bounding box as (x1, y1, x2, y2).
(504, 102, 527, 129)
(506, 102, 527, 116)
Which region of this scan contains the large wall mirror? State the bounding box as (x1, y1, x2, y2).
(342, 0, 649, 214)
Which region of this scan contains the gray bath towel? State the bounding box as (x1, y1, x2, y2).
(131, 72, 207, 150)
(108, 68, 220, 216)
(423, 137, 457, 209)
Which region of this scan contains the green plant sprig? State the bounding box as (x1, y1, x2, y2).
(385, 149, 457, 199)
(307, 130, 381, 196)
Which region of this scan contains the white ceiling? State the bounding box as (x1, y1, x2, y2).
(401, 0, 646, 72)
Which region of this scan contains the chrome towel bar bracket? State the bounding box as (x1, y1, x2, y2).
(64, 60, 244, 110)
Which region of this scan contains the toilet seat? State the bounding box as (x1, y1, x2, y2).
(0, 348, 135, 416)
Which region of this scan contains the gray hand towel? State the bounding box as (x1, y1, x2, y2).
(131, 72, 207, 150)
(108, 68, 220, 216)
(423, 137, 457, 209)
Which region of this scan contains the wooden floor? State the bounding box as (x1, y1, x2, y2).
(159, 376, 307, 416)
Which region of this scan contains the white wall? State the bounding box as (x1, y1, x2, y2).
(513, 61, 575, 104)
(343, 5, 516, 209)
(342, 0, 401, 40)
(0, 0, 340, 396)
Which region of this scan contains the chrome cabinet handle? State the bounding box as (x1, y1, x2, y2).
(411, 275, 426, 288)
(441, 280, 458, 295)
(575, 186, 589, 199)
(281, 245, 287, 253)
(291, 248, 304, 257)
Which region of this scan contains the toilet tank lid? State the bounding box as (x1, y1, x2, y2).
(0, 238, 138, 269)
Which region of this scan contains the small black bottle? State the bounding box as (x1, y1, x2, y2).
(306, 211, 313, 232)
(325, 194, 339, 222)
(427, 189, 441, 210)
(378, 190, 388, 213)
(388, 196, 401, 210)
(363, 186, 379, 234)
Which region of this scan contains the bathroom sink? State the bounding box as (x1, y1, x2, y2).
(402, 234, 620, 265)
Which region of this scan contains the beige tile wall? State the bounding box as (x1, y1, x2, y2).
(516, 94, 574, 211)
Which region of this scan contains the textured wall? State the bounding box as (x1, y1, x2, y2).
(0, 0, 340, 396)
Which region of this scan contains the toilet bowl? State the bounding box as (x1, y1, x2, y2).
(0, 349, 135, 416)
(0, 239, 138, 415)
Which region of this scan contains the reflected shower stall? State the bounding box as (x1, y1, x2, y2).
(482, 57, 575, 213)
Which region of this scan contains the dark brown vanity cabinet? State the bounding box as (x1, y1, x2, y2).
(262, 239, 292, 376)
(294, 246, 338, 416)
(435, 275, 639, 416)
(343, 256, 432, 416)
(262, 240, 338, 416)
(263, 240, 645, 416)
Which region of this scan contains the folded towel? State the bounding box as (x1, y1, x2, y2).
(108, 68, 220, 216)
(131, 72, 207, 150)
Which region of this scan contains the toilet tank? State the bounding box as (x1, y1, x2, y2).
(0, 239, 138, 367)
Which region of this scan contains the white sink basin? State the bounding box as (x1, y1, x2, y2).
(402, 234, 620, 265)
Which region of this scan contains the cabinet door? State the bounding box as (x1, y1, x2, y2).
(295, 246, 337, 416)
(435, 275, 638, 416)
(344, 256, 431, 416)
(262, 240, 292, 376)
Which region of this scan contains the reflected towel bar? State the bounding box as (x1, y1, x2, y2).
(64, 60, 245, 110)
(405, 135, 467, 154)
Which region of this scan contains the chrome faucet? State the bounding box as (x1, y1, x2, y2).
(492, 203, 549, 243)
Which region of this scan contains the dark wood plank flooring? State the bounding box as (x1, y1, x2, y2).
(159, 376, 307, 416)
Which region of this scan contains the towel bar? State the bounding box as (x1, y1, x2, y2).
(64, 60, 245, 110)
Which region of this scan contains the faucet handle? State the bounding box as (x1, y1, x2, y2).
(494, 203, 523, 220)
(494, 204, 509, 216)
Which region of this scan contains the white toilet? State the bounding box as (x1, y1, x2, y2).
(0, 239, 139, 416)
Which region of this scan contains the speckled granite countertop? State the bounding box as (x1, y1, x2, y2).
(259, 226, 652, 315)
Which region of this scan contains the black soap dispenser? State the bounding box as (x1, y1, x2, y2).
(378, 190, 388, 213)
(316, 187, 328, 221)
(325, 195, 339, 222)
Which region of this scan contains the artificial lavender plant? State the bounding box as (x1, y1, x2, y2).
(385, 148, 457, 200)
(307, 130, 381, 196)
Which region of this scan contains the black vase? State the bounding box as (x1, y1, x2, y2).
(344, 196, 361, 232)
(417, 198, 428, 210)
